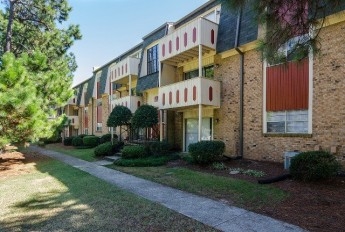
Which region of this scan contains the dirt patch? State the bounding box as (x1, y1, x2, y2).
(0, 149, 49, 179)
(167, 158, 345, 232)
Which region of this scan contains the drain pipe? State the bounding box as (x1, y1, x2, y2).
(234, 7, 244, 159)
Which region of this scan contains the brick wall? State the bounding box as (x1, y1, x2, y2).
(102, 94, 109, 135)
(215, 21, 345, 164)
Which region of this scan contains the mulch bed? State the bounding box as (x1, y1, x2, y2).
(167, 158, 345, 232)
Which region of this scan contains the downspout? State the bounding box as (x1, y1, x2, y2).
(234, 7, 244, 159)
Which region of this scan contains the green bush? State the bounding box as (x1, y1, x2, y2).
(83, 135, 100, 148)
(99, 134, 110, 144)
(63, 136, 75, 146)
(94, 142, 113, 157)
(121, 145, 149, 159)
(72, 136, 84, 147)
(188, 140, 225, 164)
(112, 141, 124, 153)
(290, 151, 341, 181)
(148, 141, 172, 156)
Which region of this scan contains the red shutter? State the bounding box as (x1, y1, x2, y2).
(84, 115, 88, 128)
(97, 106, 102, 123)
(97, 82, 101, 99)
(266, 58, 309, 111)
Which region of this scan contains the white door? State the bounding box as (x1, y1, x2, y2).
(185, 118, 212, 151)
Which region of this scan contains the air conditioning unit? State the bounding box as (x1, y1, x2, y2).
(284, 151, 300, 169)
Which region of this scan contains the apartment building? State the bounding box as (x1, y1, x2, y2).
(64, 0, 345, 163)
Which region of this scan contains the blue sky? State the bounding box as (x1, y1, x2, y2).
(68, 0, 209, 86)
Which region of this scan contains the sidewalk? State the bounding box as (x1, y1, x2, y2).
(29, 146, 305, 232)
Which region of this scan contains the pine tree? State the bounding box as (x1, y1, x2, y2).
(0, 0, 81, 148)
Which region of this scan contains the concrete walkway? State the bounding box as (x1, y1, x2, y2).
(29, 146, 305, 232)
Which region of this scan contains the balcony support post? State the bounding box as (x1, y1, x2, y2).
(198, 18, 203, 77)
(129, 74, 132, 108)
(159, 110, 164, 141)
(198, 104, 202, 141)
(164, 110, 167, 141)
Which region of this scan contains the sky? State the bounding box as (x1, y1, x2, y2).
(67, 0, 209, 86)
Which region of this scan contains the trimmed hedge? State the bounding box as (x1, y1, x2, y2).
(148, 141, 172, 156)
(100, 134, 111, 144)
(72, 136, 84, 147)
(83, 135, 100, 148)
(121, 145, 149, 159)
(188, 140, 225, 164)
(94, 142, 113, 157)
(290, 151, 341, 181)
(112, 141, 124, 153)
(63, 136, 75, 146)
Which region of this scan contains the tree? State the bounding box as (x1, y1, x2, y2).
(223, 0, 342, 64)
(107, 105, 132, 142)
(0, 53, 64, 148)
(0, 0, 81, 148)
(132, 105, 158, 141)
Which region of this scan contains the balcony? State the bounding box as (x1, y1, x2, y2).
(67, 116, 79, 128)
(159, 77, 220, 110)
(67, 96, 77, 105)
(160, 18, 218, 65)
(110, 57, 140, 85)
(111, 96, 143, 113)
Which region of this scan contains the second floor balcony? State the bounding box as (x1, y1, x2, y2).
(67, 116, 79, 128)
(110, 57, 140, 85)
(111, 95, 143, 113)
(159, 77, 220, 110)
(159, 17, 218, 65)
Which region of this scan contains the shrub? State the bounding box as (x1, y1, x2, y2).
(112, 141, 124, 153)
(100, 134, 111, 144)
(148, 140, 172, 156)
(121, 145, 149, 159)
(77, 134, 87, 139)
(290, 151, 341, 181)
(72, 136, 84, 147)
(63, 136, 75, 146)
(83, 135, 100, 148)
(94, 142, 113, 157)
(188, 140, 225, 164)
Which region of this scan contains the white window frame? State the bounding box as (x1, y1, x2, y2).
(263, 36, 313, 134)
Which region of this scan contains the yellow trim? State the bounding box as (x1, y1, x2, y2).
(179, 51, 216, 72)
(220, 41, 259, 59)
(322, 10, 345, 27)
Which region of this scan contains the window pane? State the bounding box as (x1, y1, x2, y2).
(287, 121, 308, 133)
(267, 122, 285, 133)
(287, 110, 308, 121)
(267, 111, 285, 122)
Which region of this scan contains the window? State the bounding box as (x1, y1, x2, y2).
(147, 45, 158, 74)
(265, 36, 310, 134)
(184, 65, 214, 80)
(267, 110, 308, 133)
(96, 100, 102, 131)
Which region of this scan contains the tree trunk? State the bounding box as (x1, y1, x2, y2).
(5, 0, 16, 52)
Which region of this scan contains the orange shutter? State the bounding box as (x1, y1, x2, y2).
(266, 58, 309, 111)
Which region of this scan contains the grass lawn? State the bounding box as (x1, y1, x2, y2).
(109, 166, 288, 210)
(0, 151, 217, 232)
(45, 144, 97, 162)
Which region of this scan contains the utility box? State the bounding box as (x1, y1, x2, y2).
(284, 151, 300, 169)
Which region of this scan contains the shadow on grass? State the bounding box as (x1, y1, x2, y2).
(0, 150, 217, 232)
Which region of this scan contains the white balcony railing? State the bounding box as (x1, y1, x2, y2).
(111, 96, 143, 113)
(160, 18, 218, 63)
(159, 77, 220, 110)
(109, 57, 140, 83)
